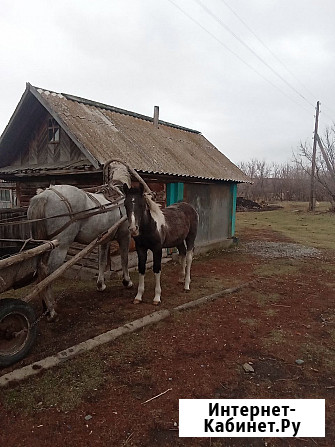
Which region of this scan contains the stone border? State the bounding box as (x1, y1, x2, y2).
(0, 282, 250, 387)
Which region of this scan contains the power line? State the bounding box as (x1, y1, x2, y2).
(194, 0, 316, 108)
(166, 0, 311, 113)
(218, 0, 335, 123)
(219, 0, 318, 102)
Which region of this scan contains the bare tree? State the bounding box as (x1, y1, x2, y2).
(237, 159, 272, 201)
(294, 123, 335, 209)
(237, 159, 311, 203)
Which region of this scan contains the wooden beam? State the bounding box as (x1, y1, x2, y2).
(309, 101, 320, 211)
(0, 240, 59, 270)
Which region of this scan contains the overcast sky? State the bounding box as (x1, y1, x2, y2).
(1, 0, 335, 166)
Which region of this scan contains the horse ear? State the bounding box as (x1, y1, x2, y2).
(123, 183, 129, 195)
(139, 183, 144, 195)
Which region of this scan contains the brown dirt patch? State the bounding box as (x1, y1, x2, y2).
(0, 226, 334, 446)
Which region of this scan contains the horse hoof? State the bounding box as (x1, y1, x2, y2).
(133, 299, 142, 304)
(153, 301, 161, 306)
(46, 312, 58, 323)
(97, 284, 106, 292)
(123, 279, 133, 288)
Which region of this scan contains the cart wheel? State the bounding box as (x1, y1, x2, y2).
(0, 298, 37, 367)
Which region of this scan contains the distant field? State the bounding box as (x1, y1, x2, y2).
(236, 201, 335, 250)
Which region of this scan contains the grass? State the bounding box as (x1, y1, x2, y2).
(0, 329, 157, 415)
(251, 291, 282, 306)
(254, 259, 301, 277)
(239, 317, 258, 327)
(262, 329, 286, 350)
(1, 201, 333, 418)
(0, 352, 106, 414)
(319, 264, 335, 273)
(299, 342, 335, 371)
(236, 201, 335, 250)
(263, 308, 278, 318)
(0, 277, 79, 300)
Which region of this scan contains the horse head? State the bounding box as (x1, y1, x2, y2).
(123, 183, 146, 237)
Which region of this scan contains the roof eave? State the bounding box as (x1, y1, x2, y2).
(136, 169, 251, 183)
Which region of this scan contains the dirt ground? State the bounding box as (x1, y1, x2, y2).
(0, 225, 334, 446)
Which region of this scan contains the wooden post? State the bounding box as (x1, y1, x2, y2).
(309, 101, 320, 211)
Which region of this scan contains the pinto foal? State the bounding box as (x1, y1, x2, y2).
(123, 184, 198, 304)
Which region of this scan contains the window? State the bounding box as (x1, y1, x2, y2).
(48, 118, 60, 143)
(0, 190, 10, 201)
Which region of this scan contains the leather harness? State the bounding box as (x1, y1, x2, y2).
(46, 186, 124, 239)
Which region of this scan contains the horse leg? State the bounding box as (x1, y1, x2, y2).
(43, 285, 58, 322)
(177, 242, 187, 283)
(40, 246, 69, 321)
(37, 256, 57, 321)
(152, 248, 162, 305)
(134, 245, 147, 304)
(97, 243, 109, 291)
(184, 213, 198, 291)
(117, 230, 133, 288)
(184, 249, 194, 291)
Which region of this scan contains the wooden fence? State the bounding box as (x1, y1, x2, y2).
(0, 207, 30, 242)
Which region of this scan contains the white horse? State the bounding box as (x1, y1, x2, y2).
(27, 164, 132, 320)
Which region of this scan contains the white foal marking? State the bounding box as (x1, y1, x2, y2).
(153, 272, 162, 304)
(145, 194, 165, 234)
(184, 250, 193, 290)
(129, 211, 136, 230)
(179, 255, 186, 283)
(134, 273, 145, 303)
(129, 211, 139, 236)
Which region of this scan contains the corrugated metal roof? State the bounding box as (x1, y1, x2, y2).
(1, 84, 250, 183)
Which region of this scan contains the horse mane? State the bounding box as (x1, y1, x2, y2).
(144, 193, 166, 230)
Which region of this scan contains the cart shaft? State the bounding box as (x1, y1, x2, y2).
(23, 216, 127, 303)
(0, 240, 59, 270)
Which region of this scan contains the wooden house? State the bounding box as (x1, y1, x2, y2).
(0, 83, 249, 272)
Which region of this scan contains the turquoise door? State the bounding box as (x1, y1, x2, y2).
(230, 183, 237, 237)
(166, 183, 184, 206)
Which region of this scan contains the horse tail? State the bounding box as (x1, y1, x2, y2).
(27, 193, 49, 240)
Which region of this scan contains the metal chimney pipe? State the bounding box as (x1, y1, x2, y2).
(153, 106, 159, 128)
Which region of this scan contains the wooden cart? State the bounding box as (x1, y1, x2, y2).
(0, 216, 127, 367)
(0, 159, 152, 368)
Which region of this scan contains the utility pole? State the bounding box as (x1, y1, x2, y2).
(309, 101, 320, 211)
